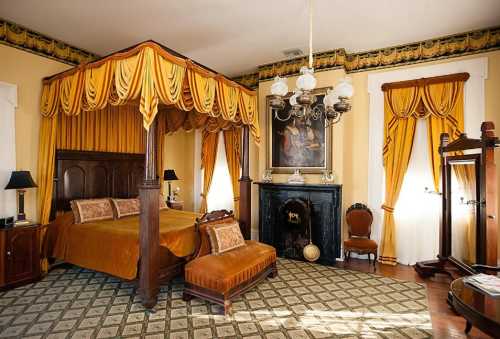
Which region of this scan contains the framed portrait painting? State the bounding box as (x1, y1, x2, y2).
(266, 87, 332, 173)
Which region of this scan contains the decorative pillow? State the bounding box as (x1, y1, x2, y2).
(111, 198, 140, 218)
(207, 221, 246, 255)
(71, 198, 114, 224)
(70, 200, 82, 224)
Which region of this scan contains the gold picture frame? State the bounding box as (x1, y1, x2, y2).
(265, 87, 332, 174)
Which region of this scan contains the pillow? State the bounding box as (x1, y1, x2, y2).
(70, 200, 82, 224)
(207, 221, 246, 255)
(111, 198, 140, 218)
(70, 198, 114, 224)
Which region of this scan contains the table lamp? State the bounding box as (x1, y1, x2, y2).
(163, 169, 179, 202)
(4, 171, 37, 224)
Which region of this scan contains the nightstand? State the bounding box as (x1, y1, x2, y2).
(167, 201, 184, 210)
(0, 223, 42, 289)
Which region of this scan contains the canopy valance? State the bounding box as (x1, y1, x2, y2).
(40, 41, 260, 143)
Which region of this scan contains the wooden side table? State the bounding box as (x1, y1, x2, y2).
(167, 201, 184, 210)
(0, 223, 42, 289)
(450, 277, 500, 338)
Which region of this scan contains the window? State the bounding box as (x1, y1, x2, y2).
(206, 133, 234, 212)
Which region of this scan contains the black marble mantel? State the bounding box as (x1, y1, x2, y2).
(255, 182, 342, 265)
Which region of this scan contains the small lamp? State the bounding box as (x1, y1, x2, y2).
(4, 171, 37, 223)
(163, 169, 179, 202)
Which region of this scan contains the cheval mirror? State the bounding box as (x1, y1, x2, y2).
(415, 121, 499, 278)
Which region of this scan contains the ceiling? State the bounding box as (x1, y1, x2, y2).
(1, 0, 499, 77)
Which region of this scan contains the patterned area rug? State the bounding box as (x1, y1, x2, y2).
(0, 258, 432, 338)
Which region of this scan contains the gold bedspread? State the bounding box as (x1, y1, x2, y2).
(52, 209, 200, 280)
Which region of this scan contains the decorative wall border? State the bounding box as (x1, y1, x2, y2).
(234, 26, 500, 89)
(0, 18, 98, 65)
(1, 17, 498, 86)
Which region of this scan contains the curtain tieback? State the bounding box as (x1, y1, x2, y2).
(200, 193, 206, 198)
(233, 197, 240, 202)
(381, 204, 395, 213)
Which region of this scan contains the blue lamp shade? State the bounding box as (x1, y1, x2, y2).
(4, 171, 37, 190)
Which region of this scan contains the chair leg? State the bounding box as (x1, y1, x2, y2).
(373, 251, 377, 271)
(368, 253, 371, 264)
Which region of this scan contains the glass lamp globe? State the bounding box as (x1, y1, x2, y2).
(296, 66, 317, 91)
(323, 89, 339, 107)
(270, 76, 289, 96)
(334, 77, 354, 98)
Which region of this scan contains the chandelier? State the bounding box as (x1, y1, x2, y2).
(269, 0, 354, 127)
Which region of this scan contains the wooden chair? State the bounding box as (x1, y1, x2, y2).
(343, 203, 377, 268)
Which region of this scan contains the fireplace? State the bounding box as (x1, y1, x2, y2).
(256, 182, 342, 265)
(279, 198, 311, 260)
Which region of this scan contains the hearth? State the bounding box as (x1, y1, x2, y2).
(279, 198, 311, 260)
(256, 182, 342, 265)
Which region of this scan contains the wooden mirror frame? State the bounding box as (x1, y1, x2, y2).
(415, 121, 499, 278)
(442, 154, 481, 272)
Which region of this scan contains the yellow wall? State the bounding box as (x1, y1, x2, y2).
(253, 50, 500, 257)
(0, 45, 70, 221)
(163, 132, 196, 211)
(1, 41, 498, 256)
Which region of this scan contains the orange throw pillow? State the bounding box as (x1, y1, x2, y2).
(207, 221, 246, 255)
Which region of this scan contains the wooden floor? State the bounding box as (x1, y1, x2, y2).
(338, 258, 491, 339)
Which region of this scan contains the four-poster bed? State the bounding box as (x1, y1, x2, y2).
(38, 41, 260, 308)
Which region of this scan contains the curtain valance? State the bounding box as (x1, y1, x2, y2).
(40, 41, 260, 143)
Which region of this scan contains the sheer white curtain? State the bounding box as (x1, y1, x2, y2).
(394, 119, 441, 265)
(206, 133, 234, 212)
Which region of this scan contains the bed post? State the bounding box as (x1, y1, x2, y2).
(138, 118, 160, 309)
(239, 125, 252, 240)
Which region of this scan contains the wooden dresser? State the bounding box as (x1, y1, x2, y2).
(0, 223, 41, 289)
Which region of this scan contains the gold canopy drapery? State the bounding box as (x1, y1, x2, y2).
(378, 78, 465, 266)
(38, 41, 260, 227)
(40, 42, 259, 136)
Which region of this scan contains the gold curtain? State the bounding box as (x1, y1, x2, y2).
(37, 115, 58, 274)
(223, 127, 241, 218)
(379, 87, 421, 265)
(379, 80, 465, 265)
(42, 42, 259, 140)
(423, 81, 465, 191)
(187, 65, 217, 115)
(200, 130, 219, 213)
(56, 104, 145, 153)
(216, 78, 240, 122)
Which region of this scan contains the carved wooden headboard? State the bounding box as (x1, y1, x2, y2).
(51, 150, 145, 217)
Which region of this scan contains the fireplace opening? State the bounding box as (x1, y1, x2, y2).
(277, 198, 311, 261)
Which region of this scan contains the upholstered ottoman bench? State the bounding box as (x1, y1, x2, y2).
(183, 210, 277, 315)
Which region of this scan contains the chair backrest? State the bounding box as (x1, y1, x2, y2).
(346, 203, 373, 238)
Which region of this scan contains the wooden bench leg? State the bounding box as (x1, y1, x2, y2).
(224, 300, 232, 316)
(182, 291, 194, 302)
(269, 263, 278, 278)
